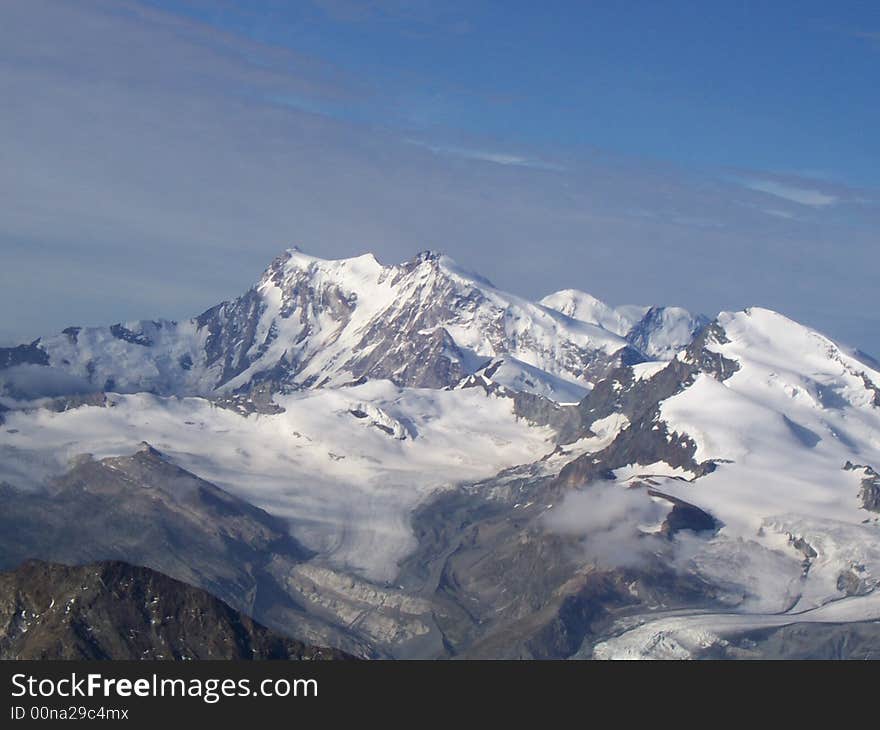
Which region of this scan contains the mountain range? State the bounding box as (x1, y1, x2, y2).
(0, 248, 705, 404)
(1, 248, 879, 659)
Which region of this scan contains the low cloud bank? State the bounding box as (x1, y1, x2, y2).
(0, 365, 93, 400)
(543, 483, 668, 568)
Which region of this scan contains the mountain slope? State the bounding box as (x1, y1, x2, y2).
(542, 307, 880, 658)
(0, 560, 351, 660)
(0, 383, 556, 583)
(0, 442, 382, 655)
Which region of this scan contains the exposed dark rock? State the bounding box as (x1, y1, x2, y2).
(349, 325, 466, 389)
(680, 321, 740, 380)
(649, 490, 718, 537)
(453, 359, 585, 437)
(700, 621, 880, 660)
(461, 569, 637, 660)
(109, 323, 154, 347)
(859, 373, 880, 408)
(844, 461, 880, 512)
(790, 536, 817, 560)
(0, 560, 352, 660)
(512, 391, 582, 439)
(617, 345, 646, 367)
(787, 534, 818, 576)
(197, 288, 267, 387)
(558, 410, 714, 489)
(836, 565, 871, 596)
(0, 341, 49, 370)
(212, 391, 285, 417)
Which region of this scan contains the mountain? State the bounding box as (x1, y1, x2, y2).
(0, 383, 557, 590)
(540, 289, 708, 360)
(0, 442, 408, 656)
(386, 307, 880, 659)
(0, 560, 351, 660)
(558, 307, 880, 658)
(2, 247, 880, 660)
(0, 249, 704, 405)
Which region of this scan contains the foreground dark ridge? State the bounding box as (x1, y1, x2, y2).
(0, 560, 352, 660)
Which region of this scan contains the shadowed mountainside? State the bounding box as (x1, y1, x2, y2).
(0, 560, 352, 660)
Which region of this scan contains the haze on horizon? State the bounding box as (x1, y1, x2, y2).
(1, 0, 878, 355)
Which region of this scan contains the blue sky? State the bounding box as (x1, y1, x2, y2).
(141, 0, 880, 184)
(1, 0, 878, 354)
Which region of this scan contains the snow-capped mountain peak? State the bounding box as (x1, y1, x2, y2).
(540, 287, 708, 360)
(250, 248, 637, 397)
(539, 288, 644, 335)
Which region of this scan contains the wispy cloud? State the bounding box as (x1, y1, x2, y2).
(405, 139, 564, 170)
(310, 0, 472, 33)
(851, 30, 880, 43)
(740, 179, 838, 207)
(762, 208, 798, 220)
